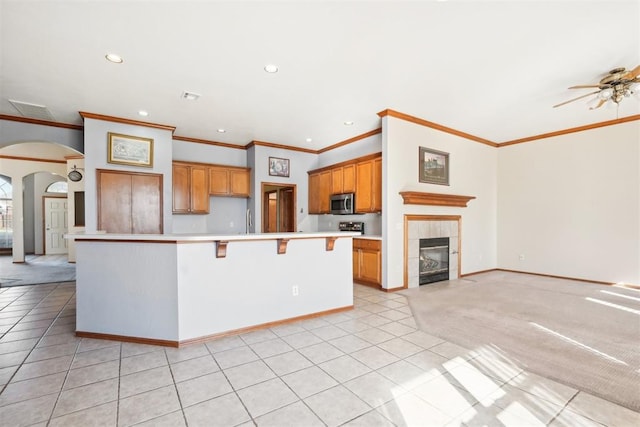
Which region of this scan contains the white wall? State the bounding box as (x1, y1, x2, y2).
(316, 132, 382, 168)
(382, 115, 498, 289)
(497, 121, 640, 284)
(249, 145, 319, 233)
(83, 118, 174, 233)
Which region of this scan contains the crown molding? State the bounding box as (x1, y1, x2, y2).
(318, 128, 382, 154)
(172, 135, 246, 150)
(79, 112, 176, 132)
(0, 114, 83, 131)
(0, 154, 66, 164)
(499, 114, 640, 147)
(246, 140, 318, 154)
(378, 109, 498, 147)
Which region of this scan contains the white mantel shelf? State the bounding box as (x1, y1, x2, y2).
(399, 191, 476, 207)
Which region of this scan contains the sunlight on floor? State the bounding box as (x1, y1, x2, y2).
(601, 289, 640, 302)
(586, 297, 640, 315)
(530, 322, 628, 365)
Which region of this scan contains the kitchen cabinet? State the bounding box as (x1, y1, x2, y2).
(353, 238, 381, 287)
(355, 157, 382, 213)
(172, 162, 209, 214)
(331, 164, 355, 195)
(308, 170, 331, 214)
(97, 169, 163, 234)
(209, 166, 250, 197)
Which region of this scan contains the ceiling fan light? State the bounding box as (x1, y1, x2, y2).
(599, 88, 613, 99)
(586, 97, 601, 108)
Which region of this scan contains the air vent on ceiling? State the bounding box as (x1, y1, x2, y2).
(181, 91, 201, 101)
(9, 100, 56, 121)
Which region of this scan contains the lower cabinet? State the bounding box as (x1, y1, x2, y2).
(353, 238, 382, 287)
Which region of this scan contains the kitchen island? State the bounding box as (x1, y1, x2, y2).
(68, 232, 357, 346)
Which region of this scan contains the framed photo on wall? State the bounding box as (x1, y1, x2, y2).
(419, 146, 449, 185)
(269, 157, 290, 177)
(107, 132, 154, 167)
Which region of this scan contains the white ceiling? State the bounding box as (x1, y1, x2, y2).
(1, 0, 639, 151)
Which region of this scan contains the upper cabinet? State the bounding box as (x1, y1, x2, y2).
(308, 153, 381, 215)
(172, 162, 210, 214)
(331, 164, 355, 195)
(209, 165, 250, 197)
(308, 170, 331, 214)
(355, 157, 382, 213)
(173, 161, 251, 214)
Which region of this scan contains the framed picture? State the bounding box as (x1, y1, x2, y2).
(419, 147, 449, 185)
(269, 157, 290, 177)
(107, 132, 154, 167)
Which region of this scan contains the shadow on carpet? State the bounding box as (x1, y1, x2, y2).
(400, 271, 640, 411)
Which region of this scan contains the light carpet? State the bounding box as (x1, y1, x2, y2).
(400, 270, 640, 411)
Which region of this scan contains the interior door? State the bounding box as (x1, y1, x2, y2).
(44, 196, 68, 254)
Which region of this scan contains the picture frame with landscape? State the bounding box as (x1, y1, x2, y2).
(107, 132, 154, 167)
(269, 157, 290, 177)
(419, 146, 449, 185)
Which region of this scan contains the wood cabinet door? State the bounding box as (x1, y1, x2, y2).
(172, 164, 191, 213)
(98, 171, 132, 233)
(352, 249, 361, 280)
(342, 164, 356, 193)
(308, 173, 321, 214)
(331, 167, 343, 195)
(190, 165, 209, 214)
(98, 169, 162, 234)
(230, 169, 250, 197)
(209, 166, 229, 195)
(355, 161, 373, 213)
(372, 157, 382, 212)
(131, 174, 162, 234)
(360, 248, 381, 285)
(319, 170, 332, 213)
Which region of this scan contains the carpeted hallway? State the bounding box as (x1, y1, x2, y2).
(0, 255, 76, 287)
(400, 271, 640, 412)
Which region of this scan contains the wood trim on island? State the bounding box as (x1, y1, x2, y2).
(215, 240, 229, 258)
(399, 191, 475, 207)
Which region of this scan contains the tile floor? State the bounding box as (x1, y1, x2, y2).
(1, 282, 639, 426)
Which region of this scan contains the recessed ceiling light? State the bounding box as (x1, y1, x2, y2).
(138, 110, 148, 117)
(264, 64, 279, 73)
(181, 91, 201, 101)
(105, 53, 123, 63)
(217, 129, 226, 133)
(343, 121, 354, 126)
(306, 138, 312, 143)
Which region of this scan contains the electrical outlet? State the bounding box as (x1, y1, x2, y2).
(292, 286, 299, 296)
(519, 254, 525, 261)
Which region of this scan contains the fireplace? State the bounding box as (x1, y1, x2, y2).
(419, 237, 449, 285)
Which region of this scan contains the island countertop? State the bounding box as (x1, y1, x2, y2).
(67, 231, 360, 242)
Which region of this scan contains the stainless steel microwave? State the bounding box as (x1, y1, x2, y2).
(330, 193, 355, 215)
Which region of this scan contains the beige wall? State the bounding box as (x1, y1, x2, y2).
(497, 121, 640, 284)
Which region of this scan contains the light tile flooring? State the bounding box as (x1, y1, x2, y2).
(1, 282, 639, 426)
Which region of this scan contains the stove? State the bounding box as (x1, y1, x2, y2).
(338, 221, 365, 234)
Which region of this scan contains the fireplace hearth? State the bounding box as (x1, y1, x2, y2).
(419, 237, 450, 285)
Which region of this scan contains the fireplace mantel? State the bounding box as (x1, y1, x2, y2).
(399, 191, 475, 207)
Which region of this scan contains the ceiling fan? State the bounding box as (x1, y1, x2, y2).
(553, 65, 640, 109)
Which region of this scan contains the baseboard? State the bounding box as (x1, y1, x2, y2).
(76, 305, 354, 348)
(460, 269, 497, 278)
(494, 268, 615, 286)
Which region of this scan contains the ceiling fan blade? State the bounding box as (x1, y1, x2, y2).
(622, 65, 640, 79)
(568, 84, 602, 89)
(589, 99, 607, 110)
(553, 90, 600, 108)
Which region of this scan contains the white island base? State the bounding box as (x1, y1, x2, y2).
(70, 232, 356, 346)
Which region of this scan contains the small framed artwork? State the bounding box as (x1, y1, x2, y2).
(419, 146, 449, 185)
(269, 157, 290, 177)
(107, 132, 154, 167)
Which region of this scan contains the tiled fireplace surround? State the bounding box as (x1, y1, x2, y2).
(405, 215, 461, 288)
